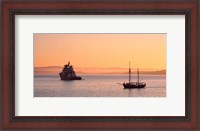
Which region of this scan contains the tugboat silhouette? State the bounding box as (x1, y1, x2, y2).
(59, 61, 82, 80)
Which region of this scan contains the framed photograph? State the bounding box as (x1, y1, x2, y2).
(1, 1, 199, 130)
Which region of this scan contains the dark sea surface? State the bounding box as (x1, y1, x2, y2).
(34, 74, 166, 97)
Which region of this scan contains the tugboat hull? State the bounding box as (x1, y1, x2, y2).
(59, 73, 82, 80)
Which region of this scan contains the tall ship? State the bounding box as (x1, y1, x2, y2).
(59, 61, 82, 80)
(123, 62, 146, 89)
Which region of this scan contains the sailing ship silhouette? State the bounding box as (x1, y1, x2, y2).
(122, 62, 146, 89)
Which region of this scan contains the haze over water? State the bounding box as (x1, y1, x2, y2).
(34, 74, 166, 97)
(34, 34, 166, 97)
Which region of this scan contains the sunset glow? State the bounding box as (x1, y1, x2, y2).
(34, 34, 166, 72)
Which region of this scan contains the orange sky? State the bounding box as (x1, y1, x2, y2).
(34, 34, 166, 70)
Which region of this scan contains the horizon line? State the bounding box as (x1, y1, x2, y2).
(34, 66, 166, 71)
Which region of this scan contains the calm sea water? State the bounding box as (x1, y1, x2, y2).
(34, 74, 166, 97)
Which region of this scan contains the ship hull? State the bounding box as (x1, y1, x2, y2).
(123, 83, 146, 89)
(59, 73, 82, 80)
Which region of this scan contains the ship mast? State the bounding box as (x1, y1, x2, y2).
(137, 68, 139, 83)
(129, 61, 131, 83)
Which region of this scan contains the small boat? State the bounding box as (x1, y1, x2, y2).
(59, 61, 82, 80)
(123, 62, 146, 89)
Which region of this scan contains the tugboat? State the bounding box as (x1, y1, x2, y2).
(123, 62, 146, 89)
(59, 61, 82, 80)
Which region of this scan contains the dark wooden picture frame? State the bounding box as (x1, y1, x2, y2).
(1, 1, 199, 130)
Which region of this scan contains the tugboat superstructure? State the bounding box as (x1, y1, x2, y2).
(59, 61, 82, 80)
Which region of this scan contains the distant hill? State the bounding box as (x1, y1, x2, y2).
(141, 70, 166, 75)
(34, 66, 62, 75)
(34, 66, 166, 75)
